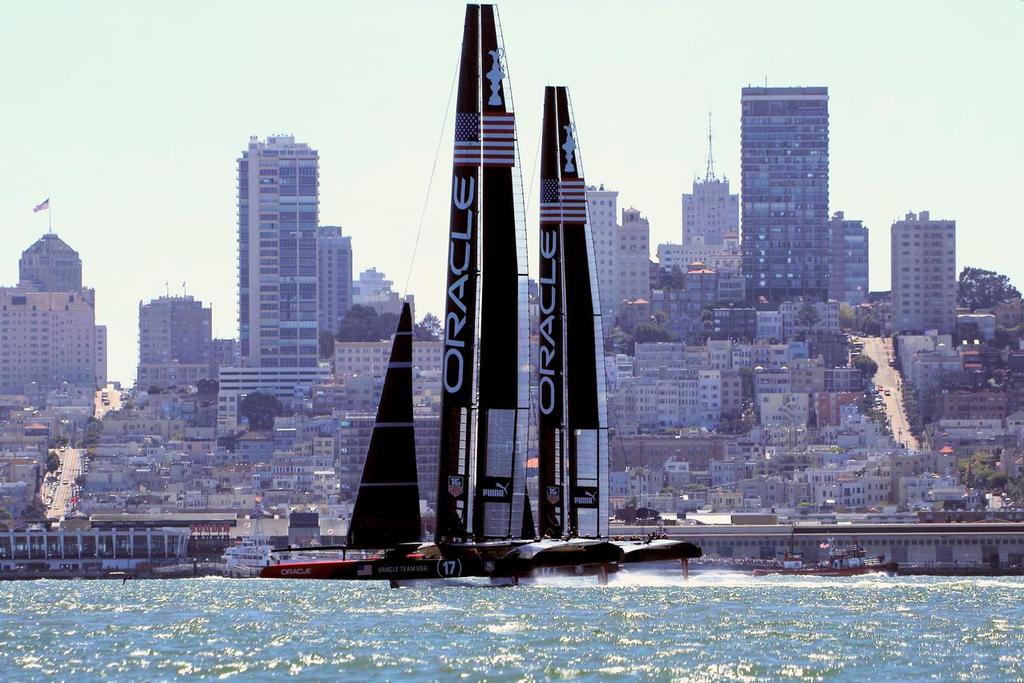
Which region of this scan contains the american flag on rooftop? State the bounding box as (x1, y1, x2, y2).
(453, 112, 516, 167)
(539, 178, 587, 224)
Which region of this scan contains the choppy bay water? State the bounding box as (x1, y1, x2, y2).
(1, 572, 1022, 681)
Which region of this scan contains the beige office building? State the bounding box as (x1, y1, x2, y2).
(0, 288, 96, 393)
(617, 207, 651, 305)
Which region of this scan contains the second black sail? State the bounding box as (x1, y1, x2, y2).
(537, 86, 610, 540)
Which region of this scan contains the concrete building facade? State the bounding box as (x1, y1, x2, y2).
(891, 211, 956, 334)
(828, 211, 869, 305)
(681, 178, 739, 247)
(316, 225, 352, 335)
(237, 135, 319, 369)
(137, 296, 214, 389)
(19, 233, 83, 292)
(586, 184, 619, 326)
(618, 207, 651, 306)
(0, 289, 97, 393)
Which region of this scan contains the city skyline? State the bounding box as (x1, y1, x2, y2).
(1, 1, 1020, 382)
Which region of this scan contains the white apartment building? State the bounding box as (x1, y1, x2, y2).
(333, 340, 442, 378)
(657, 239, 741, 277)
(586, 185, 619, 325)
(681, 177, 739, 248)
(891, 211, 956, 334)
(615, 371, 722, 431)
(216, 366, 331, 432)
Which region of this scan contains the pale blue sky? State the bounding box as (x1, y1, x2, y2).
(1, 1, 1021, 382)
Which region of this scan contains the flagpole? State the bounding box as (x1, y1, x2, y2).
(48, 199, 52, 234)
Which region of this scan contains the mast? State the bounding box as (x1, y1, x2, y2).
(347, 303, 421, 549)
(436, 4, 529, 543)
(538, 87, 609, 539)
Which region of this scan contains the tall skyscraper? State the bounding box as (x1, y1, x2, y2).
(586, 184, 619, 325)
(238, 135, 319, 369)
(221, 135, 328, 432)
(740, 86, 830, 304)
(682, 118, 739, 247)
(828, 211, 869, 305)
(892, 211, 956, 334)
(317, 225, 353, 335)
(19, 233, 83, 292)
(137, 295, 214, 389)
(617, 207, 651, 304)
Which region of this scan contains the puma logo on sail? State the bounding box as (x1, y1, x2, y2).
(482, 479, 511, 499)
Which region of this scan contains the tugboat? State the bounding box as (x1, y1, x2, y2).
(753, 538, 897, 577)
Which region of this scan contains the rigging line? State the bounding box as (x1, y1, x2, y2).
(524, 123, 542, 217)
(403, 51, 460, 298)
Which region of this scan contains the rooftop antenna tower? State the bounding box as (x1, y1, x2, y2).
(704, 112, 716, 182)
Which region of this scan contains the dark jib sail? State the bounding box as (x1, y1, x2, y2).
(347, 303, 421, 548)
(437, 4, 530, 543)
(538, 86, 610, 539)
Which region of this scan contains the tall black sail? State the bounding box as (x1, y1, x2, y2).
(538, 87, 610, 538)
(537, 87, 567, 537)
(436, 5, 481, 542)
(436, 4, 530, 543)
(347, 303, 421, 548)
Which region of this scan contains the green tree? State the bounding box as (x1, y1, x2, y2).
(738, 366, 756, 401)
(838, 303, 856, 331)
(610, 325, 635, 355)
(662, 266, 687, 291)
(633, 323, 678, 344)
(79, 417, 102, 448)
(959, 451, 1000, 490)
(240, 392, 284, 431)
(318, 330, 335, 359)
(336, 304, 401, 342)
(851, 353, 879, 378)
(797, 302, 822, 328)
(24, 498, 47, 520)
(45, 452, 60, 472)
(413, 313, 442, 341)
(196, 379, 219, 398)
(958, 267, 1021, 311)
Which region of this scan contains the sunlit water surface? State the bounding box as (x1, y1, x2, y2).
(1, 572, 1022, 681)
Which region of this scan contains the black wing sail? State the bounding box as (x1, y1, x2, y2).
(472, 4, 530, 542)
(347, 302, 421, 549)
(537, 86, 567, 538)
(436, 4, 482, 543)
(556, 87, 609, 538)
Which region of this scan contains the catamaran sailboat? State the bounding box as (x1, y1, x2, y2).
(535, 84, 699, 572)
(262, 4, 699, 583)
